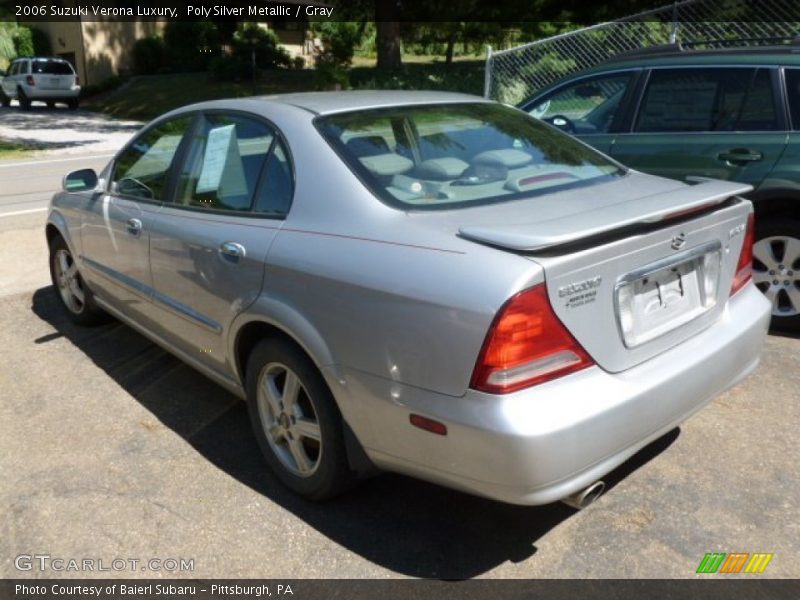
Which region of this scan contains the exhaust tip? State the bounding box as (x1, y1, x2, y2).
(561, 481, 605, 510)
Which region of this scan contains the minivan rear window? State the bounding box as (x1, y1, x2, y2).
(32, 60, 74, 75)
(316, 103, 624, 210)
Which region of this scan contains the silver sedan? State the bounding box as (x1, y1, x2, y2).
(45, 91, 771, 506)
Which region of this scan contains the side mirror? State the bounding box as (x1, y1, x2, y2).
(63, 168, 98, 192)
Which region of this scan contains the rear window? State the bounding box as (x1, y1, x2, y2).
(316, 103, 623, 210)
(31, 60, 74, 75)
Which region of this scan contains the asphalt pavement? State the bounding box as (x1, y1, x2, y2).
(0, 109, 798, 580)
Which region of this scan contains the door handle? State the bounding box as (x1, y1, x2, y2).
(126, 218, 142, 235)
(218, 241, 246, 260)
(717, 149, 763, 163)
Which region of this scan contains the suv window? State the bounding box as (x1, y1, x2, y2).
(636, 67, 778, 132)
(527, 72, 634, 134)
(785, 69, 800, 131)
(175, 113, 275, 212)
(32, 60, 73, 75)
(112, 116, 193, 201)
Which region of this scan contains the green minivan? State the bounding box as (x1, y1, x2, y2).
(521, 45, 800, 331)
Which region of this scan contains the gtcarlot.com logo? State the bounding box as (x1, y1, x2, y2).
(15, 554, 195, 573)
(696, 552, 773, 574)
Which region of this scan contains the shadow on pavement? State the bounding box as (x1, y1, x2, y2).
(31, 285, 679, 579)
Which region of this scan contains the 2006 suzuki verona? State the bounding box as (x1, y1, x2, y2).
(46, 91, 770, 507)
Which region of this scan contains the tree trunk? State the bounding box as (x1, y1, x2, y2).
(445, 31, 457, 65)
(375, 1, 402, 70)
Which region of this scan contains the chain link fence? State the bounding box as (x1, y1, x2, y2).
(484, 0, 800, 104)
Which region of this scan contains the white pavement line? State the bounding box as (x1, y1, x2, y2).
(0, 207, 47, 218)
(0, 154, 115, 168)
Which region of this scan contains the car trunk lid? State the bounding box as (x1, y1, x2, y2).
(457, 178, 754, 373)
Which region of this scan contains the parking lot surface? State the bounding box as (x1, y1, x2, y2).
(1, 201, 798, 580)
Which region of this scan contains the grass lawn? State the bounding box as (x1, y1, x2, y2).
(0, 139, 37, 160)
(83, 58, 487, 121)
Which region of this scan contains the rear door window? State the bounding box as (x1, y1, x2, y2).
(785, 69, 800, 130)
(636, 68, 779, 132)
(174, 113, 275, 212)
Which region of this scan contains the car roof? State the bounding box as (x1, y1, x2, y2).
(255, 90, 491, 116)
(586, 44, 800, 74)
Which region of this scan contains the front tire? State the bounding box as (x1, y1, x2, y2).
(48, 235, 108, 326)
(752, 216, 800, 332)
(245, 338, 355, 500)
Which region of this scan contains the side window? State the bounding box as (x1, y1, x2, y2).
(175, 114, 274, 212)
(9, 62, 20, 76)
(785, 69, 800, 131)
(527, 72, 634, 134)
(254, 139, 294, 216)
(112, 116, 192, 201)
(636, 68, 778, 133)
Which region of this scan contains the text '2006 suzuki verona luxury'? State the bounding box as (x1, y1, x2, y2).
(46, 91, 770, 506)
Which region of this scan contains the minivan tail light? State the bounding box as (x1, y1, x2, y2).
(75, 75, 80, 85)
(26, 75, 35, 86)
(730, 212, 755, 296)
(470, 284, 594, 394)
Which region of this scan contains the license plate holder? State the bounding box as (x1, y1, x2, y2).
(616, 242, 721, 348)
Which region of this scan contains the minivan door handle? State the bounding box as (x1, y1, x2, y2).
(717, 148, 763, 164)
(218, 241, 246, 260)
(126, 218, 142, 235)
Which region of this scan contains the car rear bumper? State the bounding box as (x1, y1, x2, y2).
(17, 85, 79, 100)
(336, 283, 771, 505)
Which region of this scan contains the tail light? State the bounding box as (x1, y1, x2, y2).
(730, 212, 755, 296)
(75, 75, 80, 85)
(470, 284, 594, 394)
(26, 75, 35, 86)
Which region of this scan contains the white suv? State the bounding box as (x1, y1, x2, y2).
(1, 57, 80, 110)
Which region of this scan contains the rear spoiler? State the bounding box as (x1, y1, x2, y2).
(458, 179, 753, 252)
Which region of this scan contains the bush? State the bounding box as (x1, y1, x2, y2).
(30, 28, 51, 55)
(132, 36, 165, 74)
(163, 21, 220, 72)
(314, 61, 349, 90)
(232, 24, 291, 71)
(209, 54, 249, 82)
(12, 27, 33, 57)
(312, 22, 363, 67)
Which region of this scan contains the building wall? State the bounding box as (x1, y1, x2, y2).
(26, 21, 86, 82)
(79, 20, 165, 84)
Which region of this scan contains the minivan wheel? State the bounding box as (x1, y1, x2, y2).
(0, 92, 10, 107)
(48, 235, 108, 326)
(68, 98, 79, 110)
(752, 217, 800, 332)
(246, 338, 354, 500)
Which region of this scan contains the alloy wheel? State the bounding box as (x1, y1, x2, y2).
(256, 362, 323, 478)
(752, 235, 800, 317)
(53, 248, 86, 314)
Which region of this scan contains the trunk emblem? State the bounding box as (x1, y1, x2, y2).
(671, 233, 687, 250)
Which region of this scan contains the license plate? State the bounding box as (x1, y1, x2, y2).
(616, 243, 721, 347)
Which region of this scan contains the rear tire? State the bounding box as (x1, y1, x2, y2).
(17, 87, 31, 110)
(752, 216, 800, 332)
(46, 101, 55, 109)
(48, 235, 109, 326)
(68, 98, 79, 110)
(0, 91, 10, 107)
(245, 337, 355, 500)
